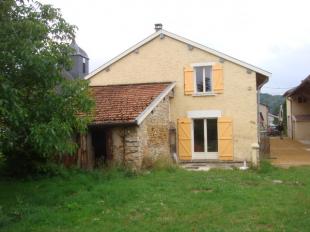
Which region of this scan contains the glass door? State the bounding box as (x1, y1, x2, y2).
(192, 118, 218, 159)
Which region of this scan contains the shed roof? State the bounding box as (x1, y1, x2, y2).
(90, 82, 175, 125)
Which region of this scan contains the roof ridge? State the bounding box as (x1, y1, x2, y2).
(85, 29, 271, 80)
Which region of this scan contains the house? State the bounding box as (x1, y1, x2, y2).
(79, 24, 270, 169)
(284, 75, 310, 141)
(259, 104, 269, 130)
(268, 113, 279, 127)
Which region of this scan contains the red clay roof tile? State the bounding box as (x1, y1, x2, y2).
(90, 82, 171, 125)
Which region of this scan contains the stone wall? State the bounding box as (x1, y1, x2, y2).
(110, 126, 141, 168)
(109, 96, 171, 170)
(139, 97, 171, 162)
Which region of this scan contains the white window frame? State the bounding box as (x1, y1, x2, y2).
(191, 117, 219, 160)
(192, 62, 214, 95)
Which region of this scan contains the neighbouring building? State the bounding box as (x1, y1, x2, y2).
(284, 75, 310, 141)
(62, 39, 90, 80)
(268, 113, 279, 127)
(259, 104, 269, 130)
(77, 24, 270, 169)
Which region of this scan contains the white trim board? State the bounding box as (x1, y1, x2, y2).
(191, 62, 215, 67)
(85, 29, 271, 80)
(188, 110, 222, 118)
(190, 117, 219, 160)
(135, 82, 176, 125)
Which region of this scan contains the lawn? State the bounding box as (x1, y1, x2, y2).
(1, 163, 310, 232)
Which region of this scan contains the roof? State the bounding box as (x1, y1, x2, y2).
(85, 29, 271, 80)
(284, 75, 310, 97)
(70, 39, 89, 59)
(90, 82, 175, 125)
(62, 70, 74, 80)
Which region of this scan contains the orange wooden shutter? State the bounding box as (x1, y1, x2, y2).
(177, 117, 192, 160)
(218, 117, 233, 160)
(212, 63, 224, 93)
(184, 66, 194, 95)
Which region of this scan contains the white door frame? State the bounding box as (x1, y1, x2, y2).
(188, 110, 222, 160)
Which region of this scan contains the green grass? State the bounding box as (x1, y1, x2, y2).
(1, 163, 310, 231)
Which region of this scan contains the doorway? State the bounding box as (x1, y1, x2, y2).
(91, 127, 112, 167)
(192, 118, 218, 159)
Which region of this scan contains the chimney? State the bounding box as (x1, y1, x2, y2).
(154, 23, 163, 31)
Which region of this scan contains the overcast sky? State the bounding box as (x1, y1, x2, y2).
(41, 0, 310, 95)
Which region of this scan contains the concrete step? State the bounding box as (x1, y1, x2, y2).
(180, 160, 245, 171)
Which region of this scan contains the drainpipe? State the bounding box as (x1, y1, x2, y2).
(257, 77, 269, 143)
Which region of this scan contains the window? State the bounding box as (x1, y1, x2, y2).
(82, 58, 86, 74)
(193, 118, 218, 153)
(298, 96, 307, 103)
(195, 66, 212, 93)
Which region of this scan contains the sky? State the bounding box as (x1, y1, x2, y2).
(41, 0, 310, 95)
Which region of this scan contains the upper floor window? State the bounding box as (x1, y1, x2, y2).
(195, 66, 212, 93)
(298, 96, 307, 103)
(82, 58, 86, 74)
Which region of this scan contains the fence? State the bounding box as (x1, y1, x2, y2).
(259, 130, 270, 159)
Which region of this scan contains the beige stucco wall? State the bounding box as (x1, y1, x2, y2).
(286, 99, 292, 138)
(294, 122, 310, 141)
(90, 36, 258, 161)
(290, 97, 310, 115)
(287, 97, 310, 140)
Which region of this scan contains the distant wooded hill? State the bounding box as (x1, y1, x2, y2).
(260, 93, 285, 115)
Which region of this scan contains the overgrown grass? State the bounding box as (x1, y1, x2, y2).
(1, 163, 310, 231)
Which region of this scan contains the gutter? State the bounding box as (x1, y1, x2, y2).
(89, 120, 137, 128)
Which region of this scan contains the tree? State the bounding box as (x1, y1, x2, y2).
(282, 100, 287, 135)
(0, 0, 94, 175)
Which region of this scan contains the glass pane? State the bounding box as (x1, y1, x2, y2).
(194, 119, 205, 152)
(205, 66, 212, 92)
(207, 119, 218, 152)
(195, 67, 203, 92)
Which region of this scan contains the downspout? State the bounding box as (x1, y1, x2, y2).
(257, 76, 269, 143)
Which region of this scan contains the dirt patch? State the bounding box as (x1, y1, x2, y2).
(191, 188, 213, 193)
(270, 137, 310, 167)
